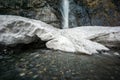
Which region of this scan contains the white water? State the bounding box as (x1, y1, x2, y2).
(61, 0, 69, 29)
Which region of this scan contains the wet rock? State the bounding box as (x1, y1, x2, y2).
(0, 55, 3, 59)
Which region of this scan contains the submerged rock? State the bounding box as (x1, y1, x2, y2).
(0, 15, 120, 55)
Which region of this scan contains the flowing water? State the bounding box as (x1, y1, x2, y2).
(61, 0, 69, 29)
(0, 49, 120, 80)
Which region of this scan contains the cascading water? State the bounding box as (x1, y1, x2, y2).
(60, 0, 69, 29)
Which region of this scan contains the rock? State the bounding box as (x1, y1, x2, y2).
(0, 0, 119, 28)
(0, 0, 60, 28)
(113, 52, 120, 56)
(0, 56, 3, 59)
(0, 15, 120, 55)
(70, 0, 120, 27)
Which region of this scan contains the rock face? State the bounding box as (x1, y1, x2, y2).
(0, 15, 120, 55)
(0, 0, 60, 28)
(69, 0, 120, 27)
(0, 0, 119, 28)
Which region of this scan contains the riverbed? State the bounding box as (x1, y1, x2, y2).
(0, 49, 120, 80)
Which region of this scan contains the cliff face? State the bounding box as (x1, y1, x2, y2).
(71, 0, 120, 27)
(0, 0, 60, 28)
(0, 0, 119, 28)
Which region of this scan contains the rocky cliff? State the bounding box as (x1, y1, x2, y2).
(71, 0, 120, 27)
(0, 0, 119, 28)
(0, 0, 60, 28)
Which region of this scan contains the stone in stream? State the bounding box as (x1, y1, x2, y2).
(0, 55, 3, 59)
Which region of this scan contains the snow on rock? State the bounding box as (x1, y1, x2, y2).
(0, 15, 59, 45)
(46, 36, 76, 52)
(91, 32, 120, 47)
(0, 15, 120, 55)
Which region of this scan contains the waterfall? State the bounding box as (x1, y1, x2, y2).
(61, 0, 69, 29)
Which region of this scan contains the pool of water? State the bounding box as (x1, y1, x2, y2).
(0, 49, 120, 80)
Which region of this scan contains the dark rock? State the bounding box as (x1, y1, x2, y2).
(0, 0, 119, 27)
(0, 0, 60, 28)
(70, 0, 120, 27)
(0, 55, 3, 59)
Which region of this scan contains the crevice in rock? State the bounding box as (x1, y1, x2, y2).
(0, 38, 47, 54)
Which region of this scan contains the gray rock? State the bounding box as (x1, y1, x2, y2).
(0, 0, 119, 28)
